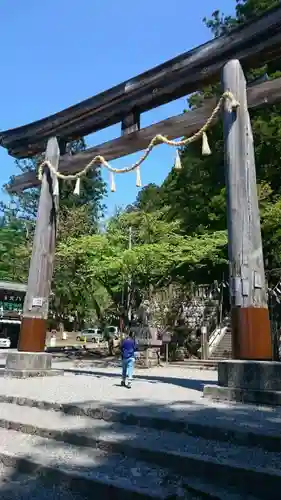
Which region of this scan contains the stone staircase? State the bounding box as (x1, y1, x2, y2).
(0, 395, 280, 498)
(208, 323, 232, 360)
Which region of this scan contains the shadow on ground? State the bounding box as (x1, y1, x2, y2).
(64, 366, 215, 392)
(1, 369, 281, 498)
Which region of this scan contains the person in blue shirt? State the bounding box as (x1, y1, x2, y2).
(121, 331, 137, 388)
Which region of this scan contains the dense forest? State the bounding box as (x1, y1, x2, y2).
(1, 0, 281, 340)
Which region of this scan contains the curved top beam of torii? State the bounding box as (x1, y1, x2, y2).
(1, 3, 281, 160)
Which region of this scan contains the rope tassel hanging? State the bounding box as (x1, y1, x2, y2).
(38, 166, 43, 181)
(202, 131, 211, 156)
(110, 171, 116, 192)
(73, 177, 81, 196)
(53, 178, 59, 196)
(174, 149, 182, 170)
(136, 166, 142, 187)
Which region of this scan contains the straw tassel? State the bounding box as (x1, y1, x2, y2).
(110, 171, 116, 192)
(230, 97, 240, 110)
(174, 149, 182, 170)
(73, 177, 81, 196)
(53, 177, 59, 196)
(224, 91, 240, 111)
(38, 166, 43, 181)
(202, 131, 211, 156)
(136, 167, 142, 188)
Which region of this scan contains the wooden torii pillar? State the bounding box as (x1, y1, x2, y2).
(222, 59, 272, 361)
(18, 137, 60, 352)
(203, 60, 276, 406)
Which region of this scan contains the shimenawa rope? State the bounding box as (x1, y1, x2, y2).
(37, 91, 239, 194)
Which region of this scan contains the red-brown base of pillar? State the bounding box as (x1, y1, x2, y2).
(232, 307, 273, 360)
(18, 317, 47, 352)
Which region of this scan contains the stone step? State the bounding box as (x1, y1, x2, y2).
(219, 339, 232, 346)
(209, 346, 231, 354)
(0, 464, 92, 500)
(204, 384, 281, 407)
(1, 395, 281, 453)
(209, 334, 232, 359)
(211, 342, 231, 350)
(0, 403, 281, 498)
(1, 463, 255, 500)
(0, 429, 198, 500)
(209, 349, 231, 358)
(0, 428, 198, 499)
(0, 427, 254, 500)
(169, 360, 218, 370)
(210, 345, 231, 351)
(209, 355, 231, 361)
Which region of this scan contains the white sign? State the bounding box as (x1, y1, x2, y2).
(32, 297, 43, 307)
(162, 332, 171, 343)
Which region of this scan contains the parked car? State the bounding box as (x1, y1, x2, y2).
(104, 325, 119, 340)
(104, 326, 121, 352)
(0, 336, 11, 348)
(76, 328, 103, 343)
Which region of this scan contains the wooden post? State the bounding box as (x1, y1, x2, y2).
(121, 110, 140, 136)
(18, 137, 60, 352)
(222, 59, 272, 360)
(165, 343, 169, 364)
(201, 326, 208, 360)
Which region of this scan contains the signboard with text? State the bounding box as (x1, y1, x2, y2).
(0, 290, 24, 317)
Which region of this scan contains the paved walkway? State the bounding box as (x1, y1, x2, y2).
(0, 360, 281, 436)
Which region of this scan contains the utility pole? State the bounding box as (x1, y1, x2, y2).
(222, 59, 272, 360)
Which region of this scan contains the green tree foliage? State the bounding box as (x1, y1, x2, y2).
(152, 0, 281, 283)
(53, 234, 115, 327)
(0, 138, 107, 325)
(203, 0, 281, 283)
(133, 183, 163, 213)
(204, 0, 280, 37)
(0, 138, 106, 280)
(1, 138, 106, 231)
(55, 210, 227, 324)
(0, 217, 30, 282)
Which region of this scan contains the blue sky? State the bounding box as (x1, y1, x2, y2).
(0, 0, 235, 217)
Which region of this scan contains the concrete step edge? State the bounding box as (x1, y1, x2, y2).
(169, 365, 218, 371)
(0, 448, 243, 500)
(172, 358, 218, 365)
(204, 384, 281, 407)
(0, 431, 281, 500)
(0, 395, 281, 452)
(0, 449, 165, 500)
(1, 414, 281, 498)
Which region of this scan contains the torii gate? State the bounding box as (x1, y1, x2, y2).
(1, 4, 281, 380)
